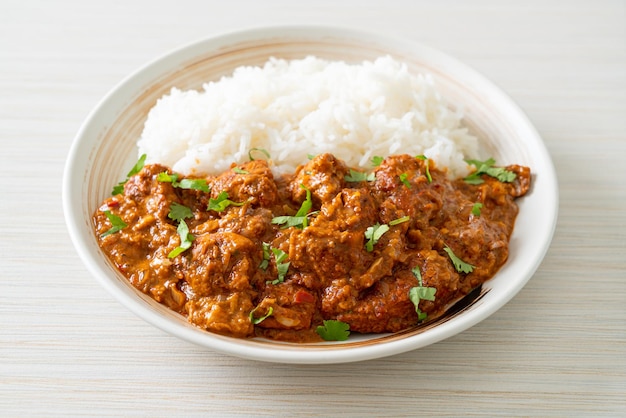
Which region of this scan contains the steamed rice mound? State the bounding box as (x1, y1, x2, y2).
(137, 55, 481, 178)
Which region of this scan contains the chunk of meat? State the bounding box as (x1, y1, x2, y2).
(288, 153, 350, 207)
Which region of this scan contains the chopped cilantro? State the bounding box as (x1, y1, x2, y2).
(272, 184, 315, 229)
(295, 184, 312, 218)
(415, 155, 432, 183)
(178, 178, 210, 192)
(157, 171, 178, 183)
(259, 242, 271, 270)
(267, 248, 290, 285)
(157, 172, 210, 192)
(168, 219, 194, 258)
(443, 245, 475, 274)
(389, 216, 410, 226)
(344, 169, 376, 182)
(364, 223, 390, 252)
(127, 154, 147, 177)
(371, 156, 384, 166)
(307, 153, 316, 160)
(409, 266, 437, 321)
(471, 202, 483, 216)
(101, 210, 127, 237)
(168, 202, 193, 222)
(233, 167, 249, 174)
(207, 191, 246, 212)
(111, 183, 126, 196)
(248, 148, 271, 161)
(399, 172, 411, 188)
(271, 215, 308, 228)
(316, 319, 350, 341)
(464, 158, 516, 184)
(111, 154, 146, 195)
(249, 306, 273, 325)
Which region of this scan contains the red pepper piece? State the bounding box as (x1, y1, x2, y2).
(294, 289, 315, 304)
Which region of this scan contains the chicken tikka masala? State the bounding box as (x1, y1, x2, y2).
(93, 153, 530, 342)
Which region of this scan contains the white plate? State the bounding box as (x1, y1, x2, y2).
(63, 26, 558, 364)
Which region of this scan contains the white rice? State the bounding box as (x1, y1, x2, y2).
(137, 55, 481, 178)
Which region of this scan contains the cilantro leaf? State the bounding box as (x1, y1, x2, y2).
(371, 156, 384, 166)
(168, 220, 194, 258)
(389, 216, 410, 226)
(408, 286, 437, 321)
(411, 266, 424, 286)
(127, 153, 147, 177)
(464, 158, 516, 184)
(168, 202, 193, 222)
(443, 245, 475, 274)
(249, 306, 273, 325)
(408, 266, 437, 321)
(101, 210, 127, 237)
(364, 223, 390, 252)
(233, 167, 249, 174)
(176, 178, 210, 192)
(271, 184, 315, 229)
(295, 184, 312, 217)
(208, 191, 245, 212)
(267, 248, 290, 285)
(157, 171, 179, 183)
(399, 172, 411, 188)
(316, 320, 350, 341)
(111, 154, 146, 195)
(157, 172, 209, 192)
(111, 183, 125, 196)
(344, 169, 375, 182)
(415, 155, 432, 183)
(248, 148, 271, 161)
(271, 215, 309, 229)
(259, 242, 271, 270)
(471, 202, 483, 216)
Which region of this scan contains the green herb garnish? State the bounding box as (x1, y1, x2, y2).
(316, 319, 350, 341)
(248, 148, 271, 161)
(207, 191, 246, 212)
(101, 210, 128, 237)
(267, 248, 290, 285)
(111, 154, 146, 195)
(344, 169, 375, 182)
(408, 266, 437, 321)
(157, 172, 210, 192)
(399, 172, 411, 188)
(249, 306, 273, 325)
(272, 184, 314, 229)
(259, 242, 271, 270)
(443, 245, 475, 274)
(464, 158, 516, 184)
(415, 155, 432, 183)
(364, 223, 390, 252)
(168, 219, 194, 258)
(471, 202, 483, 217)
(389, 216, 410, 226)
(233, 167, 249, 174)
(371, 156, 384, 167)
(168, 202, 193, 222)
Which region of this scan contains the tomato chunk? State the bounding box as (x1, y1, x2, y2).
(294, 289, 315, 304)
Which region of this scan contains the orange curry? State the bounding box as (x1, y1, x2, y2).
(93, 153, 530, 342)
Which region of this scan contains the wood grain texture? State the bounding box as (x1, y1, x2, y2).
(1, 0, 624, 416)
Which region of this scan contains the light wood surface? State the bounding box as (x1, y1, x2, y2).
(2, 1, 625, 416)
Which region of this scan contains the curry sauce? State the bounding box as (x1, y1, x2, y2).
(93, 153, 530, 342)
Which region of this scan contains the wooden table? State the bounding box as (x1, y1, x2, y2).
(2, 1, 624, 416)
